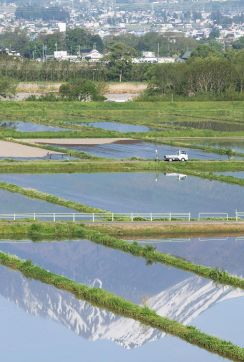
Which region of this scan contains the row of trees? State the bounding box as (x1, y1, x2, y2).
(2, 27, 244, 60)
(0, 28, 104, 58)
(146, 53, 244, 98)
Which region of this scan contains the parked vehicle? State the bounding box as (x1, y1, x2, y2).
(164, 150, 188, 162)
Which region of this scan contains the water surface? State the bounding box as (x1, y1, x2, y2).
(0, 121, 66, 132)
(0, 265, 226, 362)
(0, 173, 243, 216)
(216, 171, 244, 180)
(63, 141, 227, 160)
(135, 236, 244, 276)
(0, 188, 73, 215)
(83, 121, 150, 133)
(0, 240, 243, 349)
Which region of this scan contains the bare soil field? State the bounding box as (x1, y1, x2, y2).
(20, 138, 134, 146)
(0, 140, 60, 157)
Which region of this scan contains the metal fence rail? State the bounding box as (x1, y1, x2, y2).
(0, 212, 191, 222)
(0, 211, 242, 222)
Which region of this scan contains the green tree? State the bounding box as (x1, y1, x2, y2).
(59, 79, 104, 101)
(0, 77, 17, 98)
(105, 43, 135, 81)
(233, 37, 244, 50)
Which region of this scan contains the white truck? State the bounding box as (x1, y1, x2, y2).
(164, 150, 188, 162)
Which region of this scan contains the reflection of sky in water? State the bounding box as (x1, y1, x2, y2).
(0, 121, 66, 132)
(0, 239, 193, 303)
(0, 266, 225, 362)
(0, 172, 243, 216)
(0, 239, 244, 349)
(135, 236, 244, 276)
(62, 141, 227, 160)
(0, 189, 73, 214)
(189, 140, 244, 154)
(216, 171, 244, 180)
(82, 121, 150, 133)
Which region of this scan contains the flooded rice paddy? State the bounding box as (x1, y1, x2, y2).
(0, 238, 243, 361)
(59, 141, 227, 160)
(81, 121, 150, 133)
(216, 171, 244, 179)
(186, 139, 244, 154)
(0, 264, 227, 362)
(0, 121, 66, 132)
(135, 236, 244, 276)
(0, 188, 73, 214)
(0, 172, 243, 216)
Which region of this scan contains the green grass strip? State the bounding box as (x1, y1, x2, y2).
(0, 221, 244, 292)
(0, 159, 244, 175)
(0, 181, 107, 214)
(0, 250, 244, 361)
(84, 227, 244, 290)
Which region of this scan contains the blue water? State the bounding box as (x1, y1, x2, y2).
(63, 141, 227, 160)
(0, 121, 66, 132)
(216, 171, 244, 180)
(0, 265, 226, 362)
(0, 238, 243, 358)
(135, 235, 244, 276)
(83, 121, 150, 133)
(190, 140, 244, 154)
(0, 172, 243, 217)
(0, 188, 74, 215)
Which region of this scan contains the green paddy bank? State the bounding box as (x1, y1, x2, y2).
(1, 250, 244, 362)
(2, 221, 244, 290)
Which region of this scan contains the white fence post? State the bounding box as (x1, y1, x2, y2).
(188, 213, 191, 221)
(131, 213, 134, 222)
(111, 213, 114, 222)
(92, 213, 95, 222)
(169, 212, 171, 221)
(150, 212, 153, 222)
(53, 213, 56, 222)
(33, 212, 36, 221)
(73, 213, 75, 222)
(13, 213, 16, 221)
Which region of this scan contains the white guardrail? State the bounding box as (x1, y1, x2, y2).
(0, 211, 243, 222)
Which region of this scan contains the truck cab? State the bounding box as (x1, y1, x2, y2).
(164, 150, 188, 162)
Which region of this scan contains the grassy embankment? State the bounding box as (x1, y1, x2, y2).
(0, 159, 244, 173)
(1, 250, 244, 361)
(1, 222, 244, 291)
